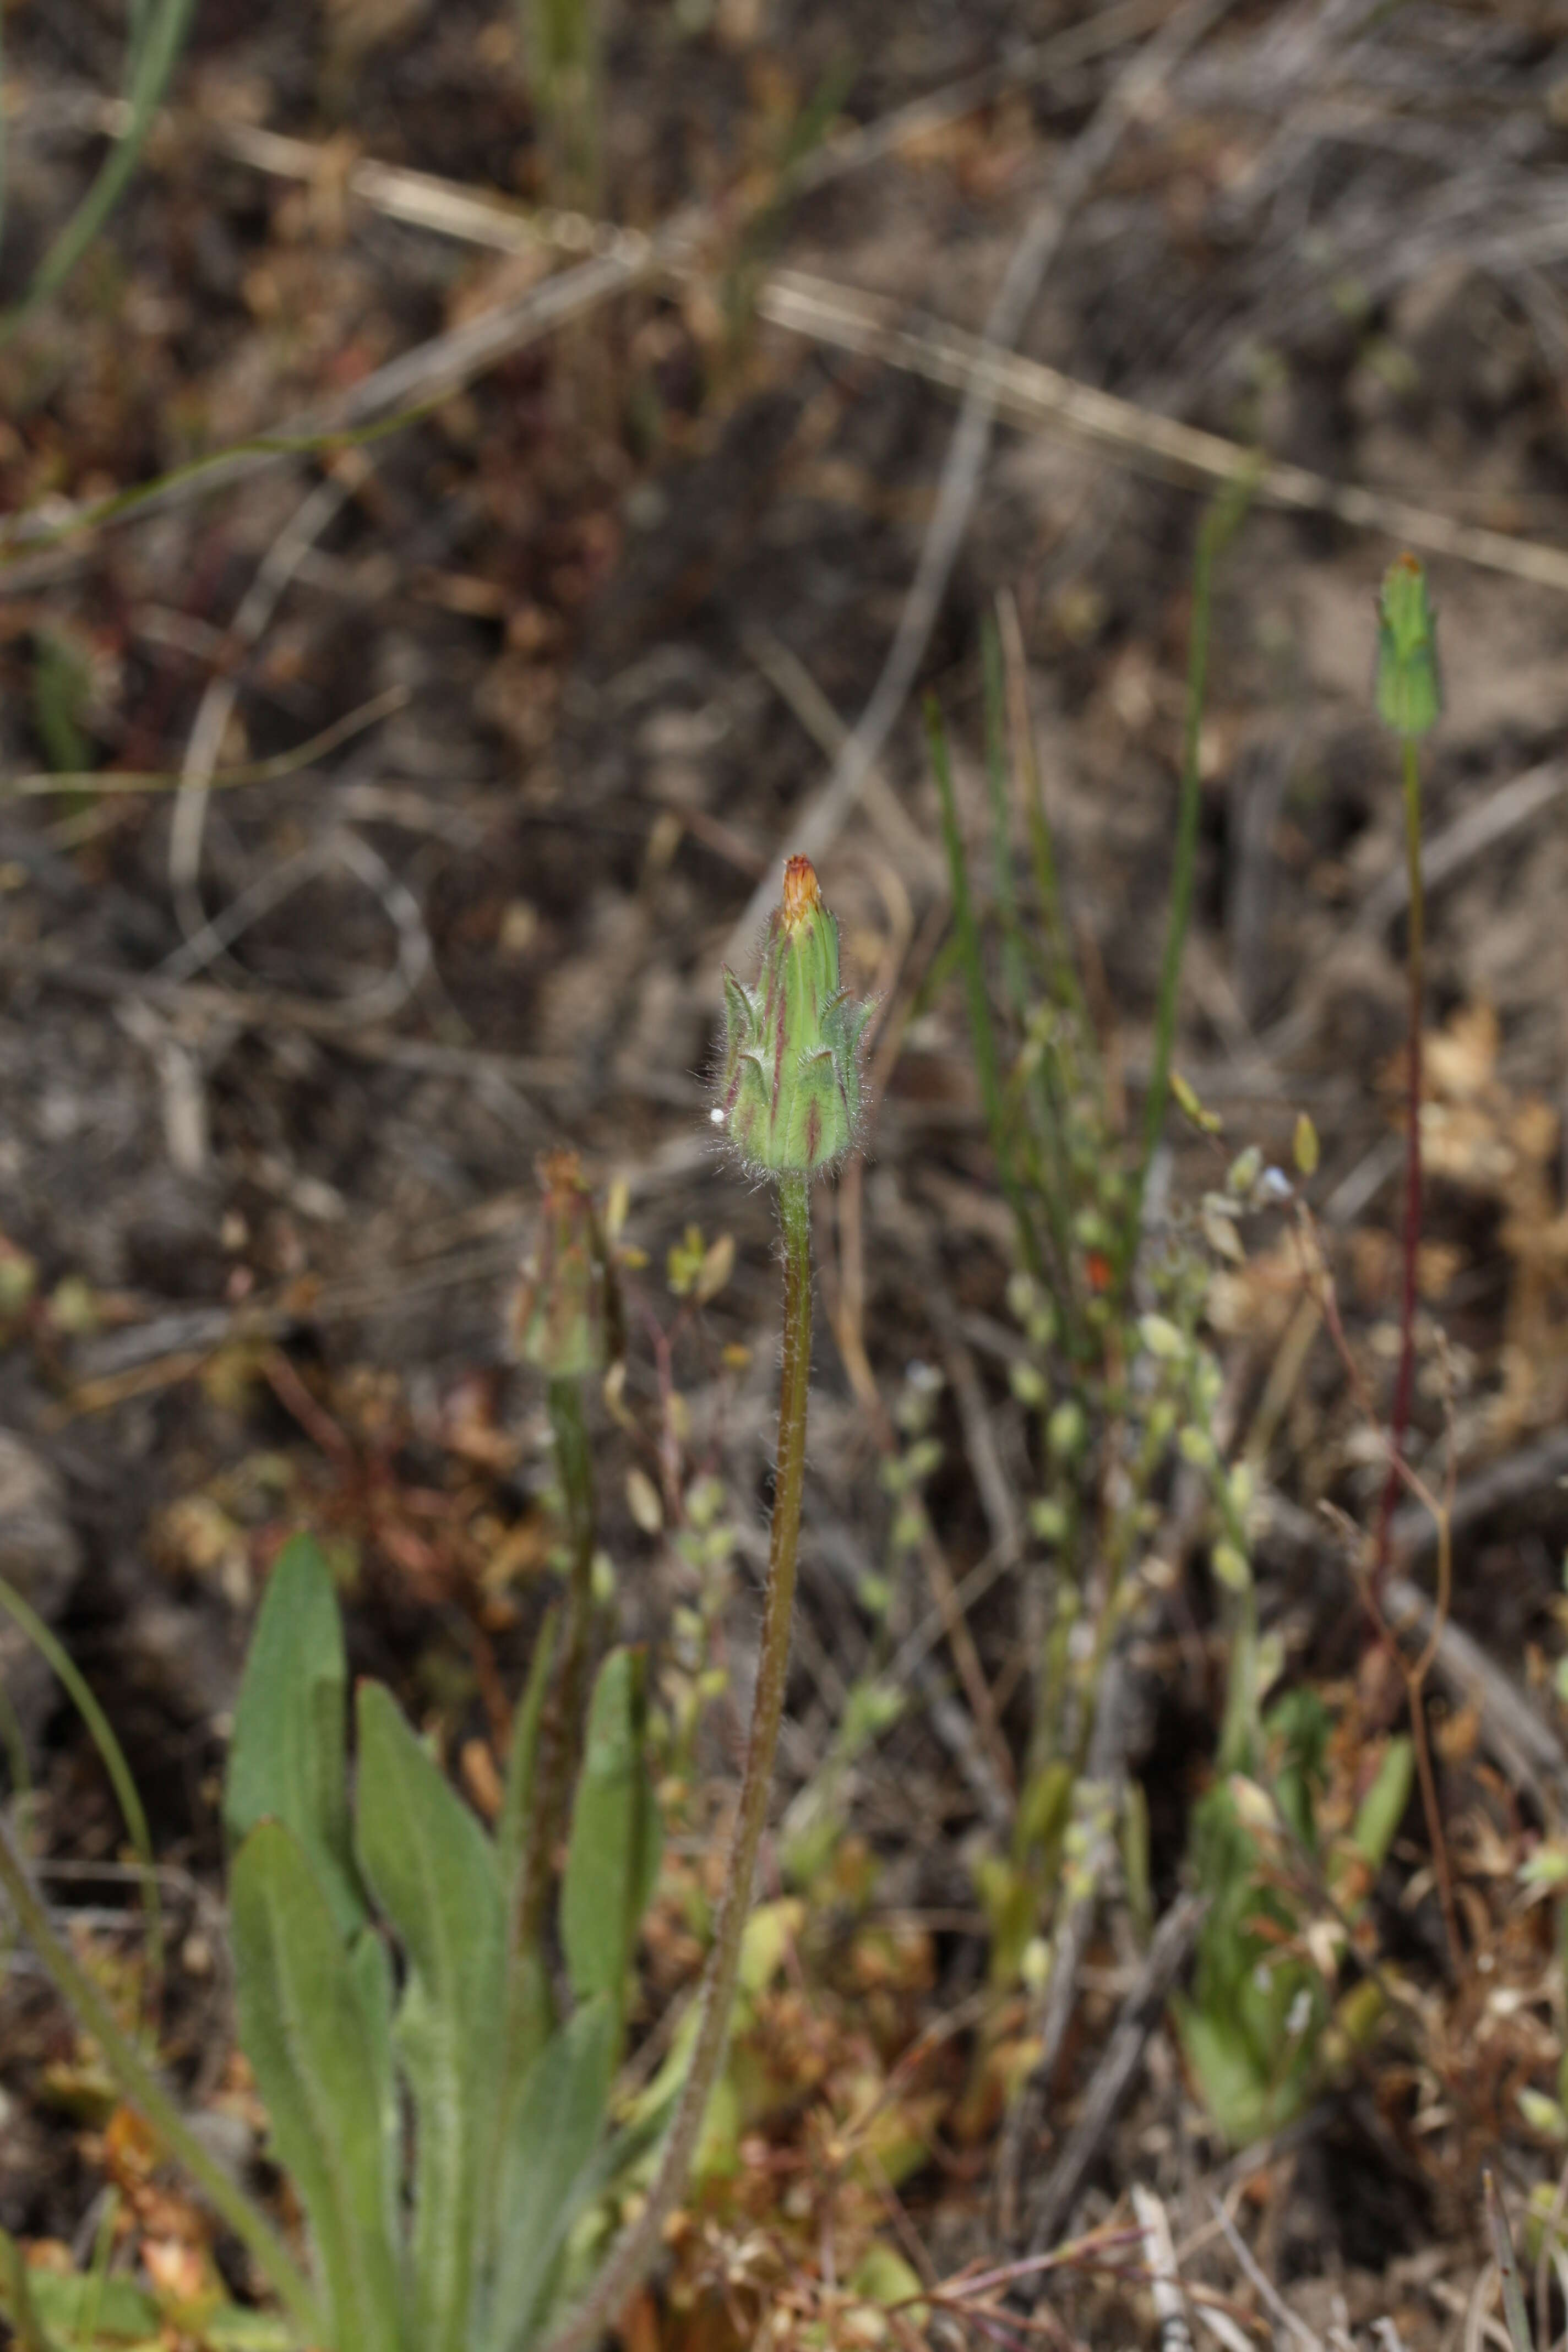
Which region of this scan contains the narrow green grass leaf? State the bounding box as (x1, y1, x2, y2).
(0, 1573, 162, 1986)
(229, 1822, 405, 2352)
(981, 616, 1028, 1026)
(1125, 469, 1255, 1291)
(0, 2223, 69, 2352)
(355, 1681, 505, 2352)
(926, 696, 1041, 1277)
(560, 1649, 661, 2014)
(1485, 2171, 1535, 2352)
(225, 1535, 367, 1940)
(0, 0, 197, 348)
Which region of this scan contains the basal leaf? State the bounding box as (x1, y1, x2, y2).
(230, 1821, 405, 2352)
(3, 2261, 156, 2340)
(354, 1681, 504, 2352)
(225, 1535, 366, 1939)
(482, 1994, 617, 2352)
(560, 1648, 661, 2012)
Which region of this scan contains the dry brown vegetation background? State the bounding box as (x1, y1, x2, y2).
(5, 0, 1568, 2345)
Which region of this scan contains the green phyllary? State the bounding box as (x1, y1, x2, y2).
(716, 855, 875, 1177)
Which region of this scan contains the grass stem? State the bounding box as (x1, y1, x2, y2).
(928, 698, 1043, 1281)
(1123, 471, 1254, 1294)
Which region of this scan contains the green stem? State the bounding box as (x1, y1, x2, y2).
(534, 1171, 813, 2352)
(927, 697, 1043, 1282)
(1372, 733, 1424, 1588)
(1123, 471, 1255, 1297)
(0, 0, 197, 350)
(0, 1576, 163, 1994)
(511, 1378, 598, 1979)
(0, 1811, 322, 2344)
(496, 1380, 598, 2098)
(1, 2223, 64, 2352)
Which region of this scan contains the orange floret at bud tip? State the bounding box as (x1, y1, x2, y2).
(715, 857, 875, 1179)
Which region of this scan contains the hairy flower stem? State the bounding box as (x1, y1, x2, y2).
(537, 1171, 813, 2352)
(0, 1810, 322, 2345)
(1373, 733, 1424, 1592)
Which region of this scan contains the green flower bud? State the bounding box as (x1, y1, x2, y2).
(510, 1151, 622, 1380)
(716, 857, 875, 1178)
(1375, 553, 1441, 739)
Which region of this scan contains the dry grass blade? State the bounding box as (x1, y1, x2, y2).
(758, 271, 1568, 598)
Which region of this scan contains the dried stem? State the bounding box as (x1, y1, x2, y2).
(535, 1169, 813, 2352)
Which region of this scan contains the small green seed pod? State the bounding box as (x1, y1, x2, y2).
(1375, 552, 1441, 739)
(716, 856, 875, 1179)
(510, 1150, 622, 1380)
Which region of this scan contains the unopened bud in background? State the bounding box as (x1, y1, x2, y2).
(1375, 553, 1441, 740)
(510, 1151, 623, 1381)
(716, 856, 875, 1180)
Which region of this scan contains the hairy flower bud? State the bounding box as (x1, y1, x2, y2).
(510, 1151, 622, 1380)
(716, 857, 874, 1178)
(1375, 553, 1441, 739)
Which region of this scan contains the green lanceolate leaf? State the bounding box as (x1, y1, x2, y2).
(225, 1534, 367, 1939)
(482, 1992, 618, 2352)
(560, 1648, 661, 2013)
(229, 1822, 404, 2352)
(354, 1682, 505, 2352)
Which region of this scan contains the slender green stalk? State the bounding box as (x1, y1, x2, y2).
(0, 1576, 162, 1990)
(0, 0, 197, 349)
(1486, 2171, 1536, 2352)
(534, 1171, 814, 2352)
(999, 596, 1084, 1031)
(982, 617, 1083, 1343)
(0, 1810, 322, 2345)
(509, 1377, 598, 2010)
(0, 399, 448, 571)
(1371, 733, 1424, 1588)
(982, 620, 1030, 1027)
(1122, 473, 1253, 1293)
(0, 2224, 62, 2352)
(524, 0, 603, 216)
(928, 699, 1042, 1280)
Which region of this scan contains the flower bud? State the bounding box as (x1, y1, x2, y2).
(510, 1151, 622, 1380)
(1375, 553, 1441, 739)
(716, 857, 874, 1178)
